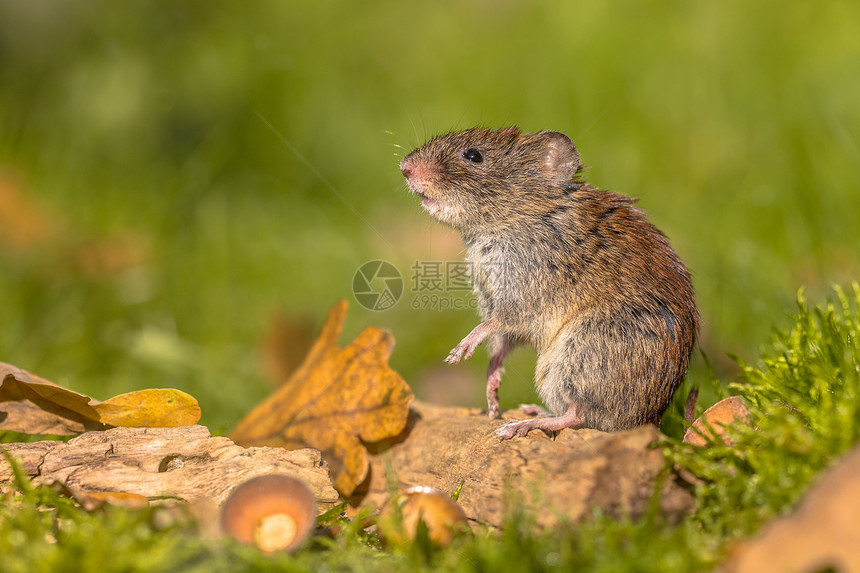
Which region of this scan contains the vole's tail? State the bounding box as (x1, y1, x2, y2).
(684, 386, 700, 425)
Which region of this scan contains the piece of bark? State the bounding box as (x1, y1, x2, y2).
(0, 425, 340, 514)
(358, 401, 695, 528)
(1, 404, 695, 529)
(720, 443, 860, 573)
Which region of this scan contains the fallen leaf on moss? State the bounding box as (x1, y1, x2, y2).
(50, 481, 151, 511)
(231, 300, 414, 497)
(78, 490, 151, 510)
(683, 396, 751, 446)
(0, 362, 201, 435)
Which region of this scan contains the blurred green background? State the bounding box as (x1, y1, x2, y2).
(1, 1, 858, 430)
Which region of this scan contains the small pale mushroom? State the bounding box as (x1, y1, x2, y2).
(399, 486, 468, 546)
(220, 474, 317, 553)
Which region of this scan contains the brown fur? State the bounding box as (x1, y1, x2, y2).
(401, 127, 699, 432)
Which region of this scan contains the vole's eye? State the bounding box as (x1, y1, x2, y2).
(463, 148, 484, 164)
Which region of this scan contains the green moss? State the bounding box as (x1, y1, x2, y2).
(672, 283, 860, 542)
(2, 285, 859, 571)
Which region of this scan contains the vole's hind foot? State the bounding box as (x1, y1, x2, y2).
(496, 403, 582, 440)
(518, 404, 549, 417)
(496, 419, 542, 439)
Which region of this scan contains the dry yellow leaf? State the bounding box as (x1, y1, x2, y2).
(231, 300, 414, 497)
(0, 362, 201, 434)
(94, 388, 202, 427)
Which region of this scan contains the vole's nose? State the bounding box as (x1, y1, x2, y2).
(401, 164, 413, 179)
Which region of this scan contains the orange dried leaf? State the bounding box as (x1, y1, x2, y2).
(0, 362, 201, 434)
(683, 396, 752, 446)
(74, 491, 151, 511)
(231, 300, 414, 497)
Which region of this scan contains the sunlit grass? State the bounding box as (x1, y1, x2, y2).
(3, 285, 860, 571)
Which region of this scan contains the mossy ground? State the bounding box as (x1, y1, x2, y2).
(3, 285, 860, 572)
(1, 1, 859, 427)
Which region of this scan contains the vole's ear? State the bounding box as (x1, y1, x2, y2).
(538, 131, 580, 182)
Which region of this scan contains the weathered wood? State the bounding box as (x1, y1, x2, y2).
(357, 401, 695, 528)
(1, 403, 695, 529)
(0, 425, 340, 514)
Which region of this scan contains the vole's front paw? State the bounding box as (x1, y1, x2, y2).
(445, 341, 479, 364)
(445, 345, 466, 364)
(446, 321, 494, 364)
